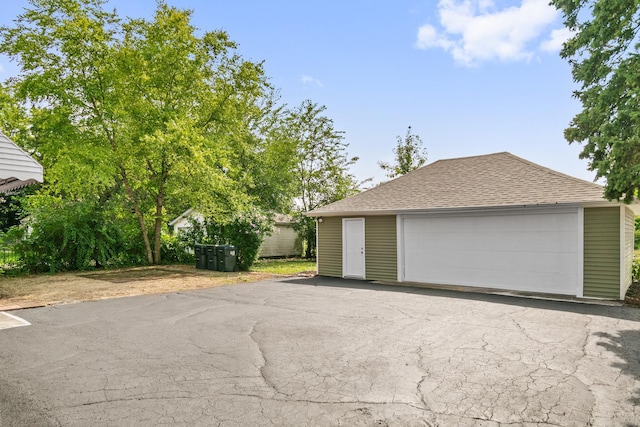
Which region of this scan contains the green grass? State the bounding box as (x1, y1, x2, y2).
(251, 258, 316, 275)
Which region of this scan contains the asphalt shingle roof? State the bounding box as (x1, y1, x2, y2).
(307, 152, 608, 216)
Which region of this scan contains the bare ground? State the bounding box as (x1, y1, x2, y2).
(625, 280, 640, 306)
(0, 265, 298, 309)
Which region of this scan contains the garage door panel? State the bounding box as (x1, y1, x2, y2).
(406, 250, 575, 276)
(402, 209, 580, 295)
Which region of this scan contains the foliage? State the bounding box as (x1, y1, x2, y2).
(378, 126, 428, 179)
(277, 100, 362, 257)
(291, 214, 316, 259)
(160, 233, 195, 264)
(551, 0, 640, 202)
(176, 209, 272, 270)
(633, 259, 640, 282)
(13, 197, 128, 273)
(1, 0, 283, 265)
(0, 83, 32, 144)
(0, 186, 39, 232)
(232, 102, 299, 216)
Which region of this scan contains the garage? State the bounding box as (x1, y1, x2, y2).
(308, 152, 636, 300)
(400, 207, 581, 295)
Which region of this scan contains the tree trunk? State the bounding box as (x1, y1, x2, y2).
(305, 241, 312, 259)
(121, 167, 154, 265)
(152, 187, 164, 265)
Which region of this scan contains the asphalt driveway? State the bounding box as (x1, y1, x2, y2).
(1, 277, 639, 426)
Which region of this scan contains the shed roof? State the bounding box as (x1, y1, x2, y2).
(307, 152, 611, 216)
(0, 131, 43, 193)
(169, 209, 293, 227)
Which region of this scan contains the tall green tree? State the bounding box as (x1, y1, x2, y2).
(279, 100, 360, 257)
(551, 0, 640, 202)
(1, 0, 280, 264)
(378, 126, 427, 179)
(0, 84, 31, 143)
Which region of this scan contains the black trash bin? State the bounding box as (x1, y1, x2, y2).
(194, 244, 207, 269)
(216, 245, 238, 272)
(206, 245, 218, 271)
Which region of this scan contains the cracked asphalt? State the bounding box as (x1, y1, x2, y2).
(1, 276, 639, 426)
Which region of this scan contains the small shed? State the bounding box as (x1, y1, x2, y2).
(169, 208, 203, 235)
(0, 131, 43, 193)
(257, 214, 302, 258)
(307, 152, 635, 300)
(169, 211, 301, 258)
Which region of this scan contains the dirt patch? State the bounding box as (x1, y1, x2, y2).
(79, 266, 196, 283)
(0, 265, 282, 309)
(625, 281, 640, 307)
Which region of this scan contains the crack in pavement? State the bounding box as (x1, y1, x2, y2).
(247, 320, 291, 398)
(220, 392, 427, 411)
(76, 394, 195, 407)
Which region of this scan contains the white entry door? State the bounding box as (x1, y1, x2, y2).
(343, 218, 365, 279)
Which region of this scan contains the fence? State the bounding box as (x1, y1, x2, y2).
(0, 246, 18, 270)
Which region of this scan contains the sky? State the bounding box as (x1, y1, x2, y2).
(0, 0, 597, 185)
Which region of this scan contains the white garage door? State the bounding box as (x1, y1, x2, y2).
(400, 208, 581, 296)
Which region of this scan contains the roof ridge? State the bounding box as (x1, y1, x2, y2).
(367, 151, 506, 186)
(502, 152, 602, 189)
(428, 151, 509, 166)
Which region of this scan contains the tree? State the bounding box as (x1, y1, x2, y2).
(551, 0, 640, 202)
(1, 0, 281, 264)
(378, 126, 428, 179)
(0, 186, 38, 233)
(278, 100, 360, 258)
(0, 84, 31, 143)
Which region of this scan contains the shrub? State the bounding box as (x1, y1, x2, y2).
(176, 209, 272, 270)
(14, 197, 128, 273)
(215, 212, 272, 270)
(161, 232, 195, 264)
(633, 259, 640, 282)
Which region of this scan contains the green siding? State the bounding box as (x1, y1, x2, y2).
(365, 216, 397, 281)
(624, 207, 634, 294)
(317, 217, 342, 277)
(317, 215, 398, 280)
(584, 207, 620, 299)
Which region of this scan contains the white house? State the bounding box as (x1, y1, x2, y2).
(0, 131, 43, 193)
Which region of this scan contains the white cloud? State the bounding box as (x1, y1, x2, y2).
(416, 24, 452, 50)
(301, 75, 323, 87)
(416, 0, 562, 66)
(540, 27, 574, 52)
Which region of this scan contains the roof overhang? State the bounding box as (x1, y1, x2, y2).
(0, 177, 41, 194)
(169, 208, 196, 227)
(306, 209, 396, 218)
(582, 200, 640, 215)
(306, 201, 634, 218)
